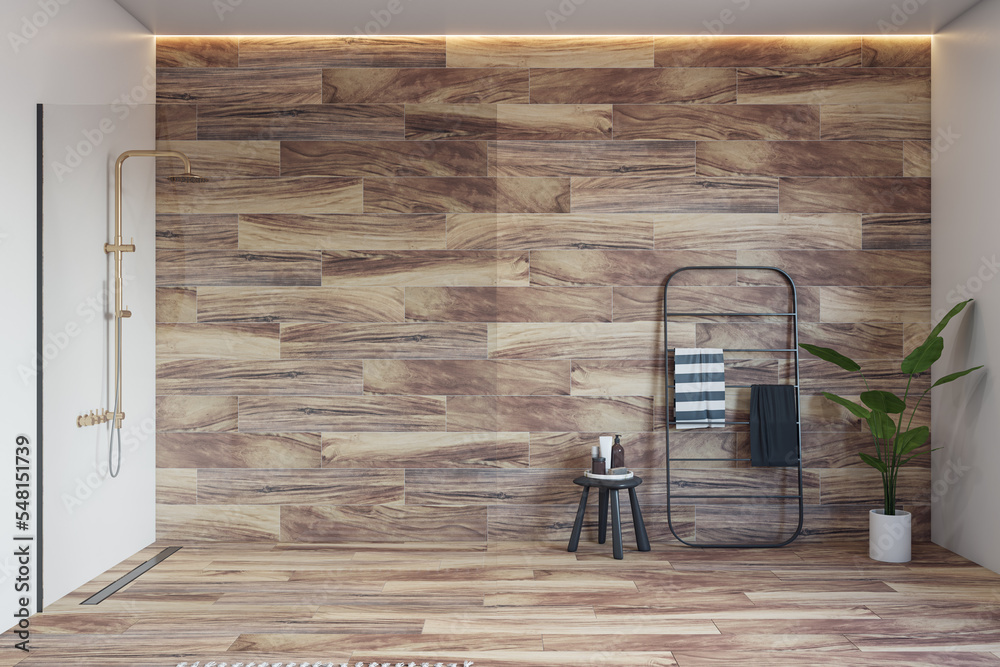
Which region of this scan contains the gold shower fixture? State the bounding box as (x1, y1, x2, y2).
(77, 150, 207, 433)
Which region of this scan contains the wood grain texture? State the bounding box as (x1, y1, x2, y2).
(497, 104, 612, 140)
(672, 469, 820, 504)
(495, 214, 653, 250)
(156, 140, 280, 179)
(799, 323, 904, 359)
(322, 250, 527, 287)
(490, 322, 687, 360)
(238, 395, 447, 432)
(447, 213, 498, 249)
(322, 432, 530, 468)
(820, 468, 929, 505)
(280, 505, 487, 541)
(157, 359, 363, 394)
(403, 286, 612, 323)
(820, 287, 930, 323)
(281, 140, 486, 177)
(198, 469, 404, 505)
(147, 36, 933, 545)
(156, 468, 197, 505)
(571, 359, 664, 398)
(697, 141, 903, 178)
(404, 104, 497, 140)
(655, 36, 861, 67)
(904, 140, 932, 178)
(653, 213, 861, 250)
(364, 359, 498, 395)
(447, 36, 654, 68)
(862, 214, 930, 250)
(530, 68, 737, 104)
(614, 104, 820, 140)
(496, 178, 571, 213)
(800, 432, 909, 469)
(156, 287, 197, 323)
(156, 105, 197, 140)
(495, 360, 573, 396)
(238, 36, 446, 67)
(156, 36, 239, 67)
(736, 250, 930, 286)
(196, 104, 404, 141)
(323, 68, 528, 103)
(528, 249, 737, 286)
(800, 359, 928, 395)
(862, 37, 932, 67)
(695, 322, 792, 350)
(737, 68, 930, 104)
(157, 68, 321, 104)
(195, 286, 404, 322)
(36, 541, 1000, 665)
(494, 140, 694, 177)
(239, 213, 446, 251)
(155, 395, 237, 432)
(157, 176, 362, 215)
(619, 285, 796, 322)
(405, 469, 591, 506)
(364, 359, 570, 396)
(820, 104, 931, 140)
(156, 433, 322, 469)
(529, 432, 666, 469)
(488, 505, 692, 544)
(157, 250, 322, 287)
(156, 322, 280, 359)
(779, 177, 931, 214)
(156, 505, 280, 541)
(280, 323, 488, 359)
(447, 396, 657, 432)
(363, 177, 496, 213)
(156, 214, 238, 250)
(571, 176, 779, 213)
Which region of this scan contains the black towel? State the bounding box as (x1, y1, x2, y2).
(750, 384, 799, 467)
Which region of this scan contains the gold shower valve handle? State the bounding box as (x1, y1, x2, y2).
(104, 241, 136, 254)
(119, 307, 132, 318)
(75, 409, 122, 428)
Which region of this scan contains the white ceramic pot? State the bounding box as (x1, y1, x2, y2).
(869, 509, 911, 563)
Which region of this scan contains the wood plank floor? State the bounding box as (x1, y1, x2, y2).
(7, 540, 1000, 666)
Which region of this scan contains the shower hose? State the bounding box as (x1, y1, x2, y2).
(108, 317, 122, 478)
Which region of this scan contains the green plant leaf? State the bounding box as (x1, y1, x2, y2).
(859, 452, 888, 473)
(866, 409, 896, 440)
(932, 365, 984, 388)
(821, 392, 871, 419)
(894, 426, 930, 457)
(901, 336, 944, 375)
(800, 344, 861, 373)
(861, 390, 906, 414)
(929, 299, 972, 339)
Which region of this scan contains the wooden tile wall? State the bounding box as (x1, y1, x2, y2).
(155, 36, 932, 544)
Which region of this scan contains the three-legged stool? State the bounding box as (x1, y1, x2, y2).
(567, 475, 650, 560)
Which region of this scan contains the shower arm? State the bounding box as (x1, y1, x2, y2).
(77, 150, 197, 429)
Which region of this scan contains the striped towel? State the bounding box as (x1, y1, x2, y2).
(673, 348, 726, 429)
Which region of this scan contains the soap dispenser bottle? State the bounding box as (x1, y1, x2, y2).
(611, 434, 625, 469)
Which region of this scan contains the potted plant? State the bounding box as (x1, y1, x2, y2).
(801, 299, 983, 563)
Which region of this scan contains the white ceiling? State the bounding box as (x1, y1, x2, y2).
(114, 0, 981, 36)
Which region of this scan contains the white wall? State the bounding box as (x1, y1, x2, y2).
(932, 0, 1000, 573)
(41, 104, 157, 606)
(0, 0, 153, 619)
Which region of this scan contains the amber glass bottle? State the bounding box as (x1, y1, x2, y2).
(611, 434, 625, 468)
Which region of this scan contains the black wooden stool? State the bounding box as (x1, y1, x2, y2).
(567, 475, 650, 560)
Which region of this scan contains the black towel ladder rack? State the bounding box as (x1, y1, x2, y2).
(664, 266, 803, 548)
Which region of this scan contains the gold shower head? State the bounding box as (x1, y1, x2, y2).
(167, 172, 209, 183)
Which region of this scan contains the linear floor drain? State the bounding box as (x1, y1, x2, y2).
(81, 546, 182, 605)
